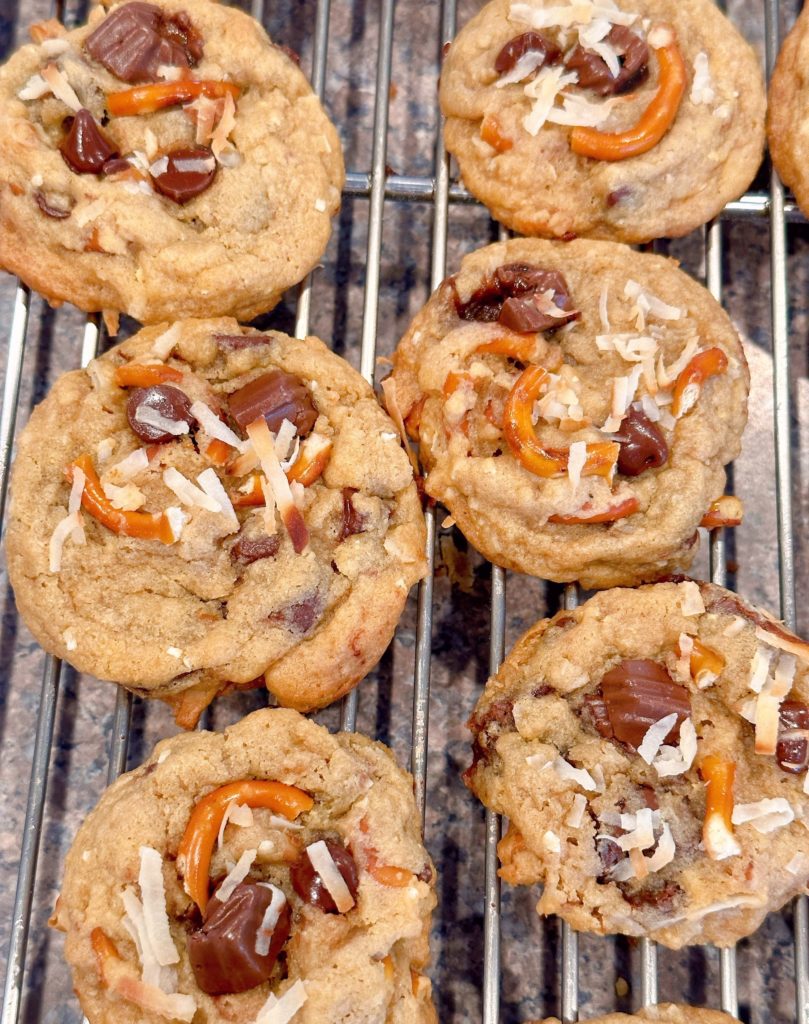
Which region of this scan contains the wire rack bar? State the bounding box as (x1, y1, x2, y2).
(0, 284, 30, 526)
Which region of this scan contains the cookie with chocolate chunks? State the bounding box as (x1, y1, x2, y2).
(388, 237, 748, 589)
(768, 5, 809, 222)
(439, 0, 765, 243)
(52, 708, 438, 1024)
(534, 1008, 741, 1024)
(466, 580, 809, 948)
(6, 320, 426, 724)
(0, 0, 343, 323)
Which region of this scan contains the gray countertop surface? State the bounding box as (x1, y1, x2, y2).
(1, 1, 808, 1021)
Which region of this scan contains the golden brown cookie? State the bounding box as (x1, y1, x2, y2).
(0, 0, 344, 322)
(439, 0, 765, 242)
(768, 5, 809, 217)
(52, 707, 438, 1024)
(6, 320, 426, 725)
(387, 238, 748, 590)
(466, 580, 809, 948)
(535, 1008, 740, 1024)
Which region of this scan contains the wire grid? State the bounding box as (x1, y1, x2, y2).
(0, 0, 806, 1021)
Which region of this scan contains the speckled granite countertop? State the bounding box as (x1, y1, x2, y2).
(1, 1, 808, 1022)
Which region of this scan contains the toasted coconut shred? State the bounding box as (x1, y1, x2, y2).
(137, 846, 180, 967)
(731, 798, 795, 834)
(527, 753, 599, 792)
(217, 798, 254, 851)
(306, 841, 355, 912)
(215, 849, 258, 904)
(255, 979, 308, 1024)
(255, 884, 287, 956)
(190, 400, 248, 451)
(163, 467, 221, 512)
(49, 467, 86, 573)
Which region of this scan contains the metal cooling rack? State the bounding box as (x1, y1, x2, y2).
(0, 0, 806, 1021)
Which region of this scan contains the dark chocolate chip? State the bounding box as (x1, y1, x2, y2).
(339, 488, 367, 541)
(622, 880, 682, 913)
(126, 384, 196, 443)
(465, 697, 516, 780)
(34, 189, 71, 219)
(228, 370, 318, 436)
(457, 263, 578, 333)
(103, 156, 134, 177)
(586, 659, 690, 752)
(231, 533, 281, 566)
(607, 186, 631, 207)
(565, 25, 649, 96)
(60, 109, 118, 175)
(777, 701, 809, 774)
(290, 841, 359, 913)
(417, 863, 434, 883)
(615, 406, 669, 477)
(151, 147, 216, 205)
(214, 333, 270, 351)
(187, 881, 290, 996)
(268, 594, 322, 634)
(85, 2, 202, 83)
(494, 31, 561, 75)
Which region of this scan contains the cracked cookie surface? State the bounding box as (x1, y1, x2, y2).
(6, 319, 426, 724)
(387, 238, 748, 589)
(52, 707, 438, 1024)
(466, 580, 809, 948)
(439, 0, 765, 243)
(0, 0, 344, 322)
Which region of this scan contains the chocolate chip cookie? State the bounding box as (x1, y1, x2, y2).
(466, 580, 809, 948)
(0, 0, 344, 322)
(535, 1009, 740, 1024)
(51, 707, 438, 1024)
(768, 5, 809, 219)
(387, 238, 748, 590)
(439, 0, 765, 243)
(6, 320, 426, 725)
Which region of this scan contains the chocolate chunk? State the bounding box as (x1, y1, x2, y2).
(85, 2, 202, 83)
(269, 594, 322, 634)
(597, 835, 623, 877)
(494, 31, 561, 75)
(188, 882, 290, 996)
(151, 147, 216, 205)
(586, 660, 690, 751)
(290, 841, 359, 913)
(126, 384, 196, 443)
(214, 334, 270, 351)
(615, 406, 669, 477)
(417, 863, 434, 883)
(228, 370, 318, 436)
(622, 880, 681, 912)
(231, 534, 281, 566)
(103, 157, 134, 177)
(465, 697, 516, 780)
(777, 701, 809, 774)
(565, 25, 649, 96)
(339, 488, 367, 541)
(456, 263, 578, 334)
(34, 190, 71, 219)
(60, 109, 118, 175)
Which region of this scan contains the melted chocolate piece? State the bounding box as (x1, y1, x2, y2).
(494, 31, 561, 75)
(339, 488, 367, 541)
(103, 157, 134, 177)
(586, 660, 690, 751)
(34, 190, 71, 219)
(457, 263, 578, 334)
(290, 841, 359, 913)
(214, 333, 270, 351)
(565, 25, 649, 96)
(622, 880, 681, 912)
(85, 2, 202, 83)
(60, 110, 118, 175)
(615, 406, 669, 477)
(596, 835, 622, 877)
(188, 882, 290, 996)
(268, 594, 322, 634)
(228, 370, 318, 436)
(231, 533, 281, 566)
(151, 147, 216, 205)
(465, 697, 516, 781)
(126, 384, 196, 443)
(777, 701, 809, 774)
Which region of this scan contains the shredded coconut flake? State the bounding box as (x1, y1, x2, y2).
(754, 624, 809, 664)
(190, 400, 247, 451)
(690, 52, 715, 105)
(654, 718, 698, 778)
(138, 846, 180, 967)
(106, 448, 149, 485)
(197, 468, 239, 526)
(150, 324, 181, 360)
(723, 616, 746, 638)
(522, 65, 579, 135)
(40, 63, 81, 110)
(748, 645, 775, 694)
(732, 798, 795, 834)
(545, 754, 598, 791)
(566, 793, 587, 829)
(163, 467, 219, 512)
(255, 884, 287, 956)
(211, 91, 237, 160)
(306, 841, 355, 912)
(215, 849, 257, 904)
(679, 581, 705, 616)
(509, 2, 638, 30)
(136, 405, 189, 437)
(637, 713, 678, 765)
(543, 830, 561, 853)
(567, 440, 587, 490)
(49, 510, 83, 572)
(254, 979, 308, 1024)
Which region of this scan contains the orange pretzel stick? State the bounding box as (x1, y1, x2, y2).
(570, 26, 686, 162)
(107, 80, 240, 117)
(688, 637, 726, 687)
(475, 336, 539, 362)
(205, 438, 231, 466)
(699, 755, 741, 861)
(177, 779, 314, 912)
(503, 365, 618, 479)
(68, 455, 176, 544)
(286, 434, 333, 486)
(113, 364, 183, 388)
(672, 347, 728, 417)
(548, 495, 639, 524)
(700, 495, 744, 529)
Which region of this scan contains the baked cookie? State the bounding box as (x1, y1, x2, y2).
(51, 707, 437, 1024)
(439, 0, 765, 243)
(768, 5, 809, 218)
(387, 238, 748, 590)
(466, 579, 809, 948)
(6, 320, 426, 725)
(0, 0, 343, 323)
(535, 1009, 739, 1024)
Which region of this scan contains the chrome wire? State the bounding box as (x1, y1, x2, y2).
(0, 285, 30, 527)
